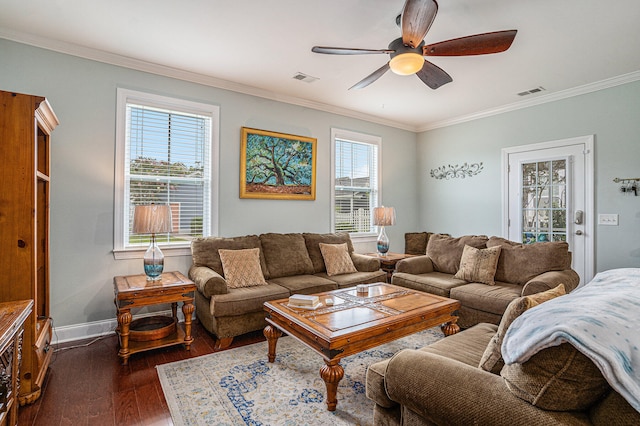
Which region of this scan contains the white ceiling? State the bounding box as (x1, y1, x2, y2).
(1, 0, 639, 131)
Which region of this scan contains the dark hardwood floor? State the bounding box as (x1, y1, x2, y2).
(18, 321, 265, 426)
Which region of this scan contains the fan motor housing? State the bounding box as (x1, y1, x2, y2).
(388, 38, 424, 59)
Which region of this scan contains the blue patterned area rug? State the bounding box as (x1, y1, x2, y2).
(157, 327, 443, 426)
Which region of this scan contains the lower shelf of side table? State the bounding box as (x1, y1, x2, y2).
(117, 322, 188, 357)
(129, 316, 176, 341)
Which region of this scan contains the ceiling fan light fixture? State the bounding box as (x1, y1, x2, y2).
(389, 53, 424, 75)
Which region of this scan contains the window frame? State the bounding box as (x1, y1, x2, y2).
(113, 88, 219, 259)
(330, 128, 382, 242)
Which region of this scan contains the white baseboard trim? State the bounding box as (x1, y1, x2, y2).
(52, 310, 191, 345)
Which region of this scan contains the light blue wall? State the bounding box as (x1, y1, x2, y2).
(0, 39, 418, 327)
(417, 81, 640, 273)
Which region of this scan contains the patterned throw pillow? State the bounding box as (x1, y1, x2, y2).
(478, 284, 566, 373)
(218, 248, 268, 288)
(319, 243, 358, 276)
(453, 245, 502, 285)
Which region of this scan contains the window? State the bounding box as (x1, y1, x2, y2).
(114, 89, 219, 258)
(331, 128, 380, 237)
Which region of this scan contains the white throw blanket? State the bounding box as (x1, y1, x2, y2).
(502, 268, 640, 412)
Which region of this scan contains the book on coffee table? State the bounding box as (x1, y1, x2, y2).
(288, 294, 321, 310)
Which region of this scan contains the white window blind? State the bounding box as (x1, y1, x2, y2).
(332, 129, 380, 234)
(114, 89, 219, 257)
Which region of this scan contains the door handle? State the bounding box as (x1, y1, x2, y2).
(575, 230, 583, 235)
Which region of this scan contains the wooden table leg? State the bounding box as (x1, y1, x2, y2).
(171, 302, 178, 322)
(263, 325, 282, 363)
(182, 299, 195, 350)
(320, 360, 344, 411)
(116, 308, 132, 365)
(441, 316, 460, 336)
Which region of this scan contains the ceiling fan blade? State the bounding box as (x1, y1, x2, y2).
(423, 30, 518, 56)
(416, 60, 452, 89)
(312, 46, 393, 55)
(349, 63, 391, 90)
(401, 0, 438, 48)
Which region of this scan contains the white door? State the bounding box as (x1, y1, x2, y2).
(502, 136, 594, 285)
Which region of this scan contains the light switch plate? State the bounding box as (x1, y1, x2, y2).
(598, 214, 619, 226)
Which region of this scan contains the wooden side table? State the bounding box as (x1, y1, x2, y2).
(364, 252, 416, 283)
(113, 271, 196, 365)
(0, 300, 32, 426)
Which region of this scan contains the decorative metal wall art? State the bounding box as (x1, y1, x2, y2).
(430, 162, 484, 180)
(613, 177, 639, 196)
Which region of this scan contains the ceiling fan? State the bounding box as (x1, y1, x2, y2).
(311, 0, 517, 90)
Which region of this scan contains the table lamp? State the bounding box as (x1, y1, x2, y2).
(373, 206, 396, 256)
(133, 204, 172, 280)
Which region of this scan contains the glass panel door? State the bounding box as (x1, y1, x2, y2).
(521, 159, 567, 244)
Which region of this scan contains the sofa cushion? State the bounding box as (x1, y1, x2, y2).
(210, 283, 290, 317)
(303, 232, 354, 273)
(454, 245, 502, 285)
(391, 271, 467, 298)
(191, 235, 270, 279)
(268, 275, 337, 295)
(479, 284, 566, 373)
(316, 270, 387, 288)
(319, 243, 358, 276)
(404, 232, 430, 255)
(501, 342, 610, 411)
(218, 248, 268, 288)
(260, 233, 314, 278)
(450, 282, 523, 316)
(487, 237, 572, 285)
(420, 322, 498, 367)
(427, 234, 489, 274)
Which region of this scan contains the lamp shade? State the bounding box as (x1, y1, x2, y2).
(133, 204, 172, 234)
(373, 206, 396, 227)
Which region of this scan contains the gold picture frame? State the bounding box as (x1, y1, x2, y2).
(240, 127, 317, 200)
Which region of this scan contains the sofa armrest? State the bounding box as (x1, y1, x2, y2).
(385, 349, 588, 425)
(351, 252, 381, 272)
(395, 255, 434, 274)
(188, 265, 228, 298)
(522, 269, 580, 296)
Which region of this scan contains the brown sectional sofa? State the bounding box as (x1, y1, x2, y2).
(188, 232, 386, 349)
(392, 233, 580, 328)
(366, 322, 640, 425)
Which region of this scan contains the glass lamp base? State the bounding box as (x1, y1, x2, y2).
(377, 226, 390, 256)
(143, 238, 164, 281)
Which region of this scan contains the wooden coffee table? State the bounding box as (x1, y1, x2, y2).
(263, 283, 460, 411)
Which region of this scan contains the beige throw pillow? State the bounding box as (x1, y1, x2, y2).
(319, 243, 358, 276)
(218, 248, 268, 288)
(479, 284, 566, 373)
(453, 245, 502, 285)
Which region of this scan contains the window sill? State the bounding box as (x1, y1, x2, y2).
(349, 233, 378, 243)
(113, 245, 192, 260)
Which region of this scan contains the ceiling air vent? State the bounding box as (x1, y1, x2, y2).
(292, 72, 319, 83)
(517, 86, 546, 96)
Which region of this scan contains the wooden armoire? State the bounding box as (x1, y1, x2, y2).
(0, 90, 59, 405)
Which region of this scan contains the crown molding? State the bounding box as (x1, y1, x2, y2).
(0, 29, 418, 132)
(417, 71, 640, 132)
(2, 29, 638, 134)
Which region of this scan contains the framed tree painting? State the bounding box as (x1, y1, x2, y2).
(240, 127, 317, 200)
